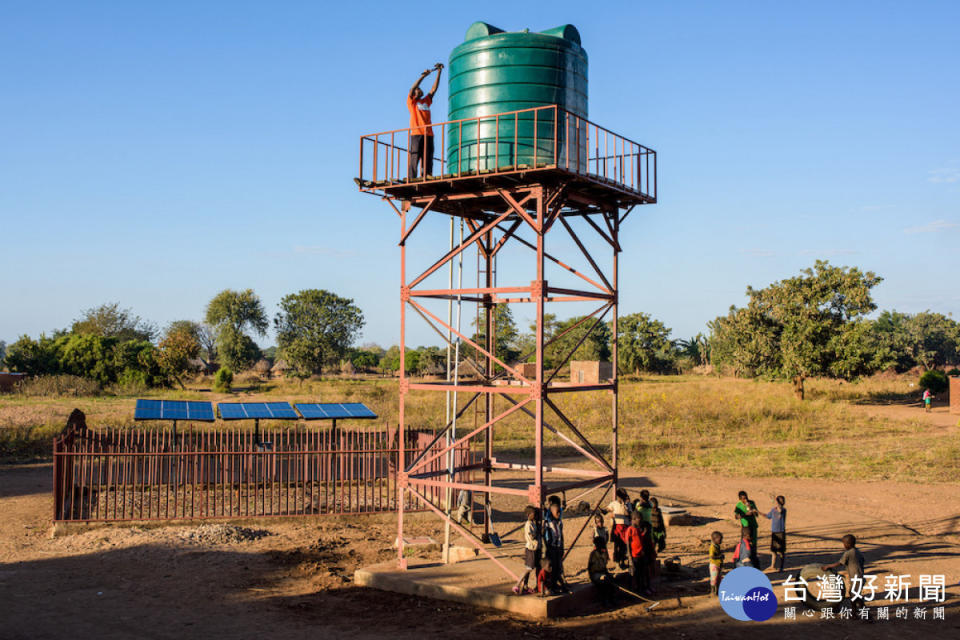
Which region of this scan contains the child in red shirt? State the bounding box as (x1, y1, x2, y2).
(537, 557, 557, 596)
(622, 512, 648, 593)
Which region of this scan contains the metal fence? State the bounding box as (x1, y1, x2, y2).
(358, 104, 657, 201)
(53, 423, 475, 523)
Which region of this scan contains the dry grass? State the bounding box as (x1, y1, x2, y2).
(2, 373, 955, 482)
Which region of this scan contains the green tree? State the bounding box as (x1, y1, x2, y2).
(213, 366, 233, 392)
(158, 326, 201, 389)
(112, 339, 166, 387)
(71, 302, 156, 342)
(404, 348, 421, 374)
(415, 345, 446, 375)
(274, 289, 365, 376)
(516, 313, 561, 363)
(205, 289, 268, 371)
(470, 305, 521, 366)
(545, 315, 612, 368)
(675, 333, 710, 367)
(708, 305, 781, 377)
(904, 311, 959, 371)
(869, 311, 914, 372)
(0, 340, 6, 369)
(350, 349, 379, 372)
(919, 369, 949, 394)
(829, 320, 887, 380)
(57, 334, 120, 385)
(165, 320, 202, 343)
(617, 312, 675, 375)
(380, 345, 401, 373)
(4, 335, 61, 375)
(751, 261, 881, 399)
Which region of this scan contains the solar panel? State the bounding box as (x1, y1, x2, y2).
(294, 402, 377, 420)
(218, 401, 298, 420)
(134, 399, 215, 422)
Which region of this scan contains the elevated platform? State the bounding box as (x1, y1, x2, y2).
(355, 557, 600, 618)
(357, 104, 656, 217)
(356, 165, 654, 218)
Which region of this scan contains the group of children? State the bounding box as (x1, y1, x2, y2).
(707, 491, 788, 595)
(511, 487, 868, 610)
(513, 488, 667, 604)
(513, 495, 571, 596)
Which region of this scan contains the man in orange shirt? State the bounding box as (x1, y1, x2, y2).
(407, 63, 442, 180)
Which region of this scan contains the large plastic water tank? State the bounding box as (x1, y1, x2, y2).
(446, 22, 588, 174)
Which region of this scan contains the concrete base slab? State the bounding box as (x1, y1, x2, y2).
(354, 558, 599, 618)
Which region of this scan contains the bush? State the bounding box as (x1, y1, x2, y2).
(15, 374, 101, 397)
(947, 368, 960, 377)
(213, 366, 233, 393)
(112, 369, 150, 395)
(919, 369, 949, 394)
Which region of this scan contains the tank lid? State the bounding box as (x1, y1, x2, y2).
(463, 21, 581, 46)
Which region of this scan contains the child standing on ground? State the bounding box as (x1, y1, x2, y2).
(592, 512, 609, 548)
(708, 531, 724, 596)
(649, 496, 667, 553)
(588, 536, 616, 606)
(734, 490, 760, 566)
(636, 489, 653, 524)
(623, 512, 648, 594)
(514, 505, 540, 595)
(454, 488, 473, 524)
(605, 488, 631, 569)
(732, 527, 754, 568)
(923, 388, 933, 413)
(543, 496, 570, 593)
(763, 495, 787, 571)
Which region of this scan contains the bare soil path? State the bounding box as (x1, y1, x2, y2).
(1, 463, 958, 639)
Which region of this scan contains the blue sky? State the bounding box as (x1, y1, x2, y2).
(2, 1, 958, 349)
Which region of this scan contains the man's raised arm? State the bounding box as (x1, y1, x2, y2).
(427, 63, 444, 98)
(409, 69, 431, 99)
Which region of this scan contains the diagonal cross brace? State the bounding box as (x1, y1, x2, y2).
(407, 298, 530, 384)
(399, 196, 437, 246)
(406, 485, 520, 581)
(545, 303, 614, 386)
(499, 394, 612, 472)
(408, 397, 533, 474)
(544, 396, 615, 472)
(408, 209, 513, 289)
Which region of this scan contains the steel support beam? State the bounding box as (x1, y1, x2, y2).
(390, 181, 631, 583)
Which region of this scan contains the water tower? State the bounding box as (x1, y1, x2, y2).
(357, 21, 656, 580)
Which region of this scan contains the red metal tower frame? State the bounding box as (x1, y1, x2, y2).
(358, 105, 656, 579)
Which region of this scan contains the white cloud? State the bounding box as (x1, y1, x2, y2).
(903, 220, 960, 234)
(927, 168, 960, 184)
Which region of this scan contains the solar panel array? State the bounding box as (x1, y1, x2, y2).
(218, 402, 299, 420)
(134, 399, 215, 422)
(294, 403, 378, 420)
(133, 400, 376, 422)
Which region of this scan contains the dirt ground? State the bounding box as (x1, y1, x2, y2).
(1, 457, 959, 640)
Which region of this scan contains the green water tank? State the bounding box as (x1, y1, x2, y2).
(446, 22, 588, 174)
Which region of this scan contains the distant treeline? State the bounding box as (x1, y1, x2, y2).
(4, 263, 958, 396)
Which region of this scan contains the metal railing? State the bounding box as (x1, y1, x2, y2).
(53, 423, 475, 522)
(358, 104, 656, 201)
